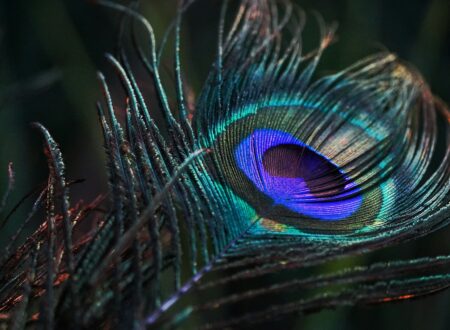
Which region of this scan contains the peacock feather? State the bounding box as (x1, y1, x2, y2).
(0, 0, 449, 329)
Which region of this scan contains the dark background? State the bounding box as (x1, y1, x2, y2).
(0, 0, 449, 329)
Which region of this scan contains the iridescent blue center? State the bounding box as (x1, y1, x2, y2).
(234, 129, 362, 220)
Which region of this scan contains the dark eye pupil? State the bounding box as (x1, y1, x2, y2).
(262, 144, 347, 196)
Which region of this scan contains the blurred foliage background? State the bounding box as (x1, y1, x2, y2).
(0, 0, 449, 329)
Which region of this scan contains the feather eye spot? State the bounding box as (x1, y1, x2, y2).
(234, 129, 363, 221)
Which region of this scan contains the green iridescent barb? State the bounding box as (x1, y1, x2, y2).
(0, 0, 449, 329)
